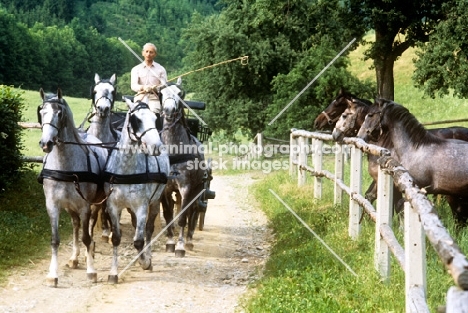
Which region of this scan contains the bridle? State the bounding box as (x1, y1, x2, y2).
(92, 81, 115, 112)
(127, 102, 158, 143)
(320, 99, 344, 126)
(38, 99, 66, 136)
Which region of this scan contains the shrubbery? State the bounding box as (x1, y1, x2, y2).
(0, 85, 24, 191)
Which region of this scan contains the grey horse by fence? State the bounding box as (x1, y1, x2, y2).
(37, 88, 108, 287)
(357, 99, 468, 225)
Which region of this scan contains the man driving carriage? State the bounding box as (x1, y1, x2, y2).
(130, 42, 166, 129)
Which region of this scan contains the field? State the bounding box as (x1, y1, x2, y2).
(2, 35, 468, 312)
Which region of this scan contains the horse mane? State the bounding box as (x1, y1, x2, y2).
(381, 100, 444, 148)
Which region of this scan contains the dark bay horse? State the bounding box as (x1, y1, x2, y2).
(158, 78, 213, 257)
(37, 88, 108, 286)
(357, 99, 468, 224)
(313, 87, 372, 130)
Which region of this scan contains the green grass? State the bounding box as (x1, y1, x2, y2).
(240, 36, 468, 312)
(240, 170, 459, 312)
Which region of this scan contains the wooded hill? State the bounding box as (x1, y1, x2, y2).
(0, 0, 220, 97)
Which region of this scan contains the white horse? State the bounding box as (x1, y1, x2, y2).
(87, 73, 120, 241)
(37, 88, 108, 287)
(103, 97, 170, 284)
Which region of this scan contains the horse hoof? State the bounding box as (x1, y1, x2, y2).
(46, 277, 58, 287)
(186, 242, 194, 251)
(87, 272, 97, 283)
(144, 264, 153, 272)
(166, 243, 175, 253)
(107, 275, 118, 284)
(68, 260, 78, 269)
(175, 249, 185, 258)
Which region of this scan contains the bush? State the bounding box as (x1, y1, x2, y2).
(0, 85, 24, 191)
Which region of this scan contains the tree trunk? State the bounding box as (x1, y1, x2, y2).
(375, 56, 395, 101)
(374, 30, 396, 101)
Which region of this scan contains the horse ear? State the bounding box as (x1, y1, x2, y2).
(94, 73, 100, 84)
(125, 98, 135, 110)
(110, 74, 116, 85)
(176, 77, 182, 86)
(57, 88, 62, 99)
(40, 88, 45, 100)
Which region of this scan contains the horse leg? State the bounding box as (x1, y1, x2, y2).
(100, 203, 112, 242)
(161, 192, 175, 252)
(108, 206, 122, 284)
(46, 204, 61, 287)
(364, 181, 377, 203)
(185, 206, 199, 251)
(80, 208, 97, 282)
(134, 207, 152, 270)
(67, 211, 81, 269)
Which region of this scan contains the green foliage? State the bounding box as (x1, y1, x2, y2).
(413, 0, 468, 98)
(0, 86, 25, 191)
(243, 170, 464, 312)
(182, 0, 372, 139)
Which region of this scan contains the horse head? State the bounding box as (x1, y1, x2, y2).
(125, 96, 163, 155)
(332, 98, 371, 142)
(38, 88, 67, 153)
(314, 87, 353, 130)
(356, 99, 389, 142)
(160, 77, 186, 123)
(91, 73, 116, 117)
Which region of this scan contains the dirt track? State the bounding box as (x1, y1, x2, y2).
(0, 173, 272, 313)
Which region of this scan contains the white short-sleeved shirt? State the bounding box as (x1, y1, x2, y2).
(130, 61, 167, 96)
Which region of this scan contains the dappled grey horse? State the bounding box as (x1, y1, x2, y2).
(103, 97, 170, 283)
(357, 99, 468, 224)
(158, 78, 213, 257)
(37, 88, 108, 286)
(87, 73, 120, 241)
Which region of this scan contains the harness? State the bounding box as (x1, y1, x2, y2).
(102, 102, 168, 185)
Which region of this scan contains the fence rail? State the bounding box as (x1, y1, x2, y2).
(287, 128, 468, 313)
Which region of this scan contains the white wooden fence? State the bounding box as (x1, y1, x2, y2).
(287, 128, 468, 313)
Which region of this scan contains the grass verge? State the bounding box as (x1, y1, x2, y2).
(241, 170, 467, 312)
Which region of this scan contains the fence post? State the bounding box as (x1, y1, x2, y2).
(334, 142, 344, 205)
(298, 136, 307, 186)
(375, 165, 393, 282)
(290, 131, 297, 176)
(257, 132, 263, 159)
(313, 138, 322, 199)
(405, 201, 427, 313)
(349, 145, 362, 239)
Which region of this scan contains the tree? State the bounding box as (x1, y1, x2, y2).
(182, 0, 373, 138)
(347, 0, 451, 100)
(413, 1, 468, 98)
